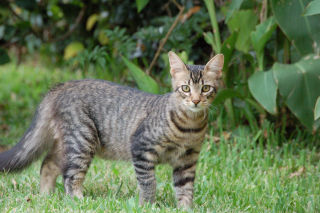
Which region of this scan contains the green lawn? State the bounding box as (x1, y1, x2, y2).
(0, 63, 319, 212)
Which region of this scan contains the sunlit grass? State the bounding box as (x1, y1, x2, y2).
(1, 131, 319, 212)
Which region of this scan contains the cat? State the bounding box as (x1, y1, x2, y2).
(0, 51, 224, 208)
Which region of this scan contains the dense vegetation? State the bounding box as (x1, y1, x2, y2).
(0, 0, 320, 212)
(1, 0, 320, 133)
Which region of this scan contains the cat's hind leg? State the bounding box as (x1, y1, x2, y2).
(40, 147, 62, 194)
(61, 121, 98, 198)
(40, 137, 65, 194)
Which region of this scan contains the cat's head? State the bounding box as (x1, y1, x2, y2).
(168, 51, 224, 112)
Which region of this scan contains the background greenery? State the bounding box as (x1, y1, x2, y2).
(0, 0, 320, 212)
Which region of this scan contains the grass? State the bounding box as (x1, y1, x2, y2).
(0, 63, 320, 212)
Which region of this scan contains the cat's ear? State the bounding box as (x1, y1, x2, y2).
(204, 54, 224, 78)
(168, 51, 188, 77)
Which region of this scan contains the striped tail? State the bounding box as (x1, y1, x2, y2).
(0, 108, 50, 172)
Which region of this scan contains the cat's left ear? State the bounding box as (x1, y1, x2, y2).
(168, 51, 188, 77)
(204, 54, 224, 78)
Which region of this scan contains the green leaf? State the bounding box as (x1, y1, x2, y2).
(225, 0, 244, 22)
(212, 88, 243, 105)
(63, 42, 84, 60)
(48, 4, 64, 20)
(304, 0, 320, 16)
(248, 70, 278, 114)
(203, 32, 216, 50)
(251, 16, 277, 54)
(271, 0, 320, 56)
(122, 56, 159, 94)
(221, 32, 237, 88)
(221, 32, 237, 69)
(178, 51, 193, 65)
(315, 97, 320, 120)
(86, 14, 99, 31)
(273, 55, 320, 129)
(136, 0, 149, 12)
(0, 48, 10, 65)
(227, 10, 258, 53)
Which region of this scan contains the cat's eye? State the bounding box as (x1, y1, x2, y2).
(202, 85, 211, 92)
(181, 85, 190, 92)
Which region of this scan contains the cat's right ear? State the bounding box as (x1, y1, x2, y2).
(204, 54, 224, 79)
(168, 51, 187, 77)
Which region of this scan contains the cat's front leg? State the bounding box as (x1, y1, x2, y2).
(131, 144, 157, 205)
(173, 149, 199, 208)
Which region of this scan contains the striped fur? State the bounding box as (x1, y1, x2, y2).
(0, 52, 223, 209)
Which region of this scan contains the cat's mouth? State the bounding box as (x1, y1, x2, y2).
(188, 105, 205, 112)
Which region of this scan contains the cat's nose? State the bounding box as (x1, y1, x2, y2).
(192, 100, 200, 105)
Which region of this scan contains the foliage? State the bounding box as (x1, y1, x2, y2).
(303, 0, 320, 16)
(250, 16, 277, 70)
(1, 0, 320, 133)
(315, 97, 320, 120)
(0, 48, 10, 65)
(273, 56, 320, 130)
(248, 70, 277, 115)
(204, 0, 221, 53)
(271, 0, 320, 56)
(63, 41, 84, 60)
(136, 0, 150, 13)
(122, 56, 160, 94)
(227, 10, 258, 53)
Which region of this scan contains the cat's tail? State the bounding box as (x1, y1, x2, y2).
(0, 103, 53, 172)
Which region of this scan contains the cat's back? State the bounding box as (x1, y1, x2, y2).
(50, 79, 153, 98)
(44, 78, 164, 136)
(47, 79, 159, 108)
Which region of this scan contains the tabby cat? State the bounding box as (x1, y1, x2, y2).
(0, 51, 224, 208)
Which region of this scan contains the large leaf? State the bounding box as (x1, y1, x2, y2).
(248, 70, 277, 114)
(227, 10, 258, 53)
(251, 16, 277, 54)
(315, 97, 320, 120)
(271, 0, 320, 56)
(303, 0, 320, 16)
(122, 57, 159, 94)
(0, 48, 10, 65)
(273, 55, 320, 129)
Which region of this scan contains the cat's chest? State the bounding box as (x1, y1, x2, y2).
(157, 139, 202, 165)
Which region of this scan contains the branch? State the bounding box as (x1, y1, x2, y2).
(146, 0, 184, 75)
(47, 6, 86, 43)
